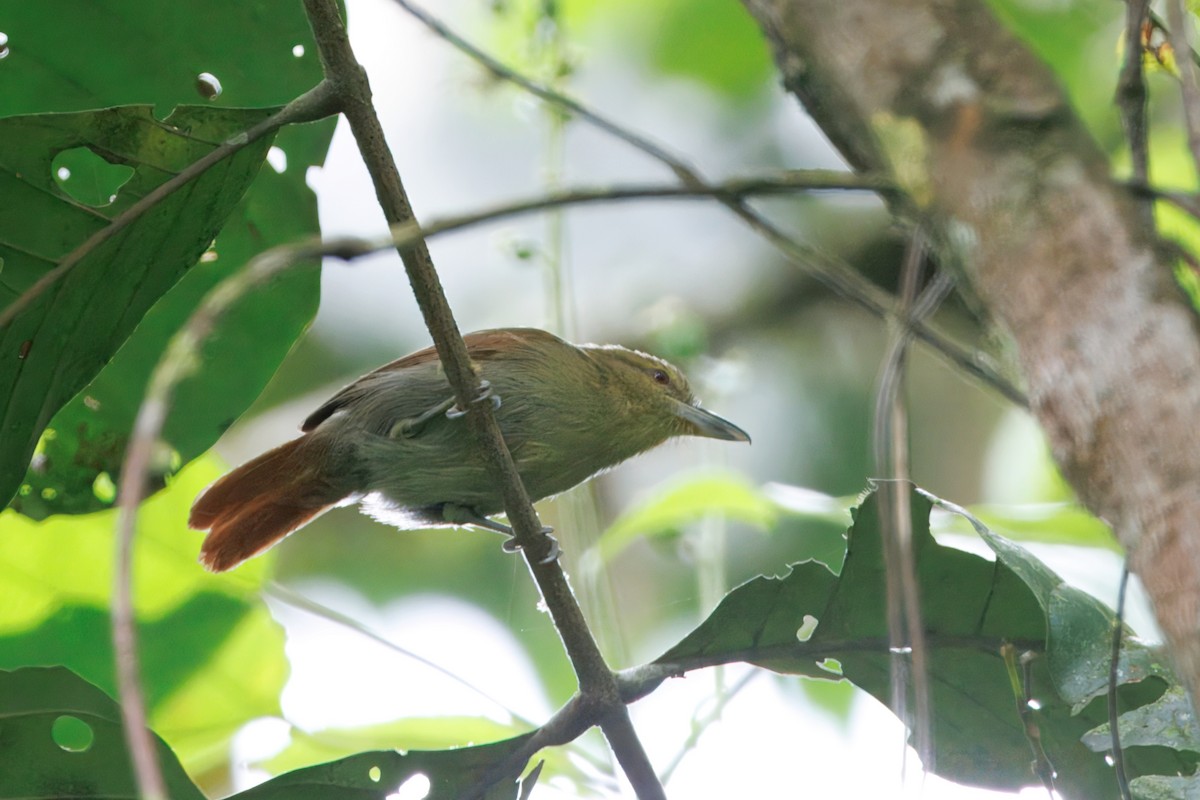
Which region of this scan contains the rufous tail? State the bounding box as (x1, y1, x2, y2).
(188, 437, 342, 572)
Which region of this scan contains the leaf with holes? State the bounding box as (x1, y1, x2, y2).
(0, 104, 276, 511)
(0, 0, 333, 518)
(0, 666, 205, 800)
(654, 485, 1192, 799)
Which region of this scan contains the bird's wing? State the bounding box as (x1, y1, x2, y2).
(300, 328, 564, 432)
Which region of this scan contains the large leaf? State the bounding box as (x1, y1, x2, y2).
(0, 105, 280, 511)
(0, 0, 325, 118)
(0, 0, 336, 517)
(655, 485, 1195, 799)
(0, 666, 206, 800)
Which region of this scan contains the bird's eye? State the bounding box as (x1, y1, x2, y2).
(652, 369, 670, 386)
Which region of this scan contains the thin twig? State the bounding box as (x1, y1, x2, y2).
(1168, 0, 1200, 176)
(112, 244, 305, 800)
(389, 0, 1027, 409)
(659, 670, 758, 783)
(1108, 563, 1133, 800)
(616, 633, 1046, 702)
(1117, 0, 1152, 223)
(107, 79, 340, 800)
(2, 80, 340, 331)
(264, 582, 538, 729)
(1000, 644, 1057, 795)
(871, 230, 948, 770)
(300, 1, 666, 796)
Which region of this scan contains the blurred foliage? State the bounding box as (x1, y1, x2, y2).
(0, 458, 287, 775)
(487, 0, 773, 100)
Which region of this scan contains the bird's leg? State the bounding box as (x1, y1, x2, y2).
(387, 396, 457, 439)
(445, 380, 502, 419)
(441, 503, 560, 563)
(387, 381, 502, 438)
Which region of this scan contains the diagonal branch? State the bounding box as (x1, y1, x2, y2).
(1117, 0, 1151, 223)
(300, 0, 665, 796)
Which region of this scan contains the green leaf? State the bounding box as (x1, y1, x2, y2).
(259, 717, 556, 777)
(14, 123, 327, 518)
(655, 484, 1190, 798)
(0, 665, 206, 800)
(1, 0, 337, 518)
(640, 0, 775, 98)
(0, 0, 326, 117)
(1083, 684, 1200, 754)
(0, 105, 279, 510)
(237, 736, 537, 800)
(594, 470, 777, 561)
(931, 501, 1121, 551)
(1130, 774, 1200, 800)
(0, 456, 287, 772)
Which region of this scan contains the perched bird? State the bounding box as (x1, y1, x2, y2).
(189, 327, 750, 571)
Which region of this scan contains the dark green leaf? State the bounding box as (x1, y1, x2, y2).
(1130, 774, 1200, 800)
(0, 105, 279, 511)
(0, 0, 326, 117)
(655, 485, 1190, 798)
(1083, 684, 1200, 754)
(1, 0, 336, 517)
(0, 666, 205, 800)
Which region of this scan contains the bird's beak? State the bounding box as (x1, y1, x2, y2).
(673, 400, 751, 443)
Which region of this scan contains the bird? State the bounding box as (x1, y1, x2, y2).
(188, 327, 750, 571)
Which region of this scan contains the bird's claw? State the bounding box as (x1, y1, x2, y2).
(502, 527, 560, 563)
(446, 380, 502, 419)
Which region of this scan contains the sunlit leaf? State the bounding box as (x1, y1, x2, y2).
(0, 456, 285, 771)
(594, 470, 777, 561)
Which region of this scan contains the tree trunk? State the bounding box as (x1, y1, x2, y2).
(742, 0, 1200, 707)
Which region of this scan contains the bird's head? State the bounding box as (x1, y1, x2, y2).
(584, 344, 750, 445)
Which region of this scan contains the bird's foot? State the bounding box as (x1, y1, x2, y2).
(501, 528, 560, 563)
(445, 380, 502, 419)
(442, 503, 559, 563)
(388, 396, 456, 439)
